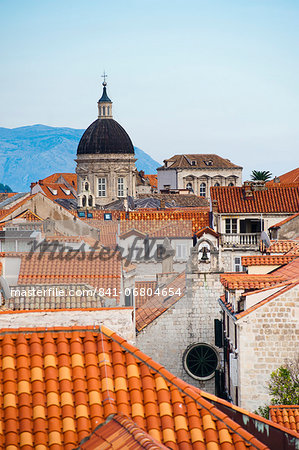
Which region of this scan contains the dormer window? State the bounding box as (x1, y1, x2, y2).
(204, 160, 213, 166)
(191, 160, 196, 166)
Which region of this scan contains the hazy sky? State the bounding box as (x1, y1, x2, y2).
(1, 0, 298, 179)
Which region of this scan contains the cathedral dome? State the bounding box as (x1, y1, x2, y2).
(77, 79, 134, 156)
(77, 118, 134, 155)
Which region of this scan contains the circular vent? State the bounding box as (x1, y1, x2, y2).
(183, 343, 219, 380)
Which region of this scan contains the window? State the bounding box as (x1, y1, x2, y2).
(103, 106, 106, 116)
(125, 290, 133, 306)
(225, 218, 237, 234)
(228, 182, 234, 186)
(183, 343, 219, 380)
(200, 182, 206, 197)
(186, 182, 193, 191)
(176, 244, 187, 259)
(117, 177, 124, 197)
(214, 182, 220, 187)
(156, 244, 165, 260)
(84, 181, 89, 191)
(234, 257, 243, 272)
(88, 195, 93, 207)
(87, 212, 93, 218)
(191, 160, 196, 166)
(82, 195, 87, 207)
(98, 178, 106, 197)
(78, 211, 85, 218)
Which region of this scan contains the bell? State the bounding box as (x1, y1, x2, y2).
(201, 246, 209, 261)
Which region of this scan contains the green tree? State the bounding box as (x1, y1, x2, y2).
(254, 356, 299, 419)
(250, 170, 272, 181)
(269, 357, 299, 405)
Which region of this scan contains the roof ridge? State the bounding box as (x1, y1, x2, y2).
(99, 326, 267, 449)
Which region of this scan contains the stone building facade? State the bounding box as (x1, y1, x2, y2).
(136, 237, 224, 394)
(157, 154, 242, 198)
(220, 282, 299, 412)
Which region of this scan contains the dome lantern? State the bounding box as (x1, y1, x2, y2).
(98, 72, 113, 119)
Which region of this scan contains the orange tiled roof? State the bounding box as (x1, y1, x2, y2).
(0, 325, 270, 449)
(241, 255, 297, 266)
(270, 256, 299, 280)
(14, 252, 122, 298)
(269, 406, 299, 434)
(135, 281, 157, 309)
(210, 185, 299, 213)
(39, 183, 76, 201)
(42, 172, 77, 189)
(0, 210, 43, 230)
(76, 413, 168, 449)
(266, 240, 299, 254)
(136, 272, 186, 331)
(0, 194, 37, 222)
(220, 273, 286, 290)
(268, 168, 299, 185)
(159, 154, 242, 170)
(145, 174, 158, 189)
(196, 226, 219, 239)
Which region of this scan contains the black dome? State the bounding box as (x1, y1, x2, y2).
(77, 119, 134, 155)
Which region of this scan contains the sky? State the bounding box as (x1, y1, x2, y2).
(1, 0, 298, 180)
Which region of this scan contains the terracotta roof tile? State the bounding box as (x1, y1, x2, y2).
(267, 168, 299, 185)
(210, 185, 299, 213)
(220, 273, 286, 290)
(135, 281, 157, 308)
(0, 194, 37, 222)
(241, 255, 297, 266)
(41, 173, 77, 190)
(6, 284, 105, 311)
(5, 251, 122, 300)
(269, 406, 299, 434)
(145, 174, 158, 189)
(159, 154, 242, 170)
(0, 324, 275, 448)
(266, 240, 299, 254)
(136, 272, 186, 331)
(76, 413, 168, 449)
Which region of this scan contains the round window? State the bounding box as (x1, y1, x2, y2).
(183, 343, 219, 380)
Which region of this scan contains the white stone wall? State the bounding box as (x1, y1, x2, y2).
(137, 271, 224, 394)
(0, 308, 135, 344)
(237, 285, 299, 411)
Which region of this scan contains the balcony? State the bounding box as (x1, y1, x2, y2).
(221, 233, 260, 247)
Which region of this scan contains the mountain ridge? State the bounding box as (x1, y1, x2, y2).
(0, 124, 160, 192)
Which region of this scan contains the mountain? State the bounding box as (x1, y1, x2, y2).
(0, 124, 161, 192)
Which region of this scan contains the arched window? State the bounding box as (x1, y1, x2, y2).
(200, 182, 206, 197)
(214, 182, 220, 187)
(82, 195, 87, 207)
(228, 182, 234, 187)
(85, 182, 89, 191)
(88, 195, 93, 207)
(102, 106, 106, 116)
(186, 182, 193, 191)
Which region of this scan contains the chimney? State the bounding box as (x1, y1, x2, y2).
(243, 181, 253, 199)
(212, 199, 218, 213)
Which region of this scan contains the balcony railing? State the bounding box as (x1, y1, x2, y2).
(222, 233, 260, 246)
